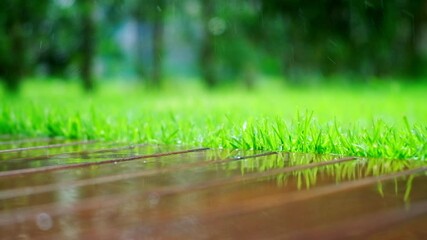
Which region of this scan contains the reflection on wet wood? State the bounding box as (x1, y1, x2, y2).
(0, 136, 426, 239)
(0, 147, 210, 177)
(288, 200, 427, 239)
(0, 140, 97, 154)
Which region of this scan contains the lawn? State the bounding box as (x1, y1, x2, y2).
(0, 78, 426, 160)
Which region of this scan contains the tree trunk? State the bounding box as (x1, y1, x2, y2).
(6, 20, 25, 92)
(1, 6, 26, 93)
(80, 0, 95, 91)
(134, 1, 146, 82)
(151, 1, 165, 88)
(200, 0, 217, 88)
(405, 0, 427, 77)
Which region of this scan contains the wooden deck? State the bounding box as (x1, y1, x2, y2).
(0, 136, 426, 239)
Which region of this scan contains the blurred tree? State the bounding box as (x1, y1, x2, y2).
(404, 0, 427, 76)
(261, 0, 427, 80)
(99, 0, 129, 77)
(37, 2, 80, 78)
(1, 0, 426, 91)
(0, 0, 49, 92)
(77, 0, 96, 91)
(133, 0, 166, 88)
(261, 0, 351, 80)
(200, 0, 218, 87)
(151, 0, 166, 88)
(220, 0, 262, 89)
(133, 0, 147, 80)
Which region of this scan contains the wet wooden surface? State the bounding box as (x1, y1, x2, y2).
(0, 136, 426, 239)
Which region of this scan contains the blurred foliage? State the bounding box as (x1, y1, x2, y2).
(262, 0, 427, 79)
(0, 0, 50, 91)
(0, 0, 427, 91)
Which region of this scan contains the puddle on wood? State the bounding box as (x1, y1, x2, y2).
(0, 136, 426, 239)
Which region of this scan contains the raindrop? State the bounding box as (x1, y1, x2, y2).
(148, 193, 160, 207)
(185, 0, 201, 16)
(35, 213, 53, 231)
(242, 121, 248, 131)
(364, 0, 374, 8)
(17, 234, 30, 240)
(208, 17, 227, 36)
(327, 57, 337, 65)
(180, 215, 198, 227)
(55, 0, 74, 8)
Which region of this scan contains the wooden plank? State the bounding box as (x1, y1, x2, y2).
(0, 138, 426, 240)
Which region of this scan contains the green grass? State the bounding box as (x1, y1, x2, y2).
(0, 78, 426, 160)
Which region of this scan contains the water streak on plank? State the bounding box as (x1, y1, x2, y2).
(0, 141, 97, 154)
(0, 151, 275, 199)
(0, 138, 53, 146)
(0, 147, 210, 178)
(178, 166, 427, 224)
(5, 143, 148, 162)
(0, 138, 426, 239)
(1, 165, 424, 229)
